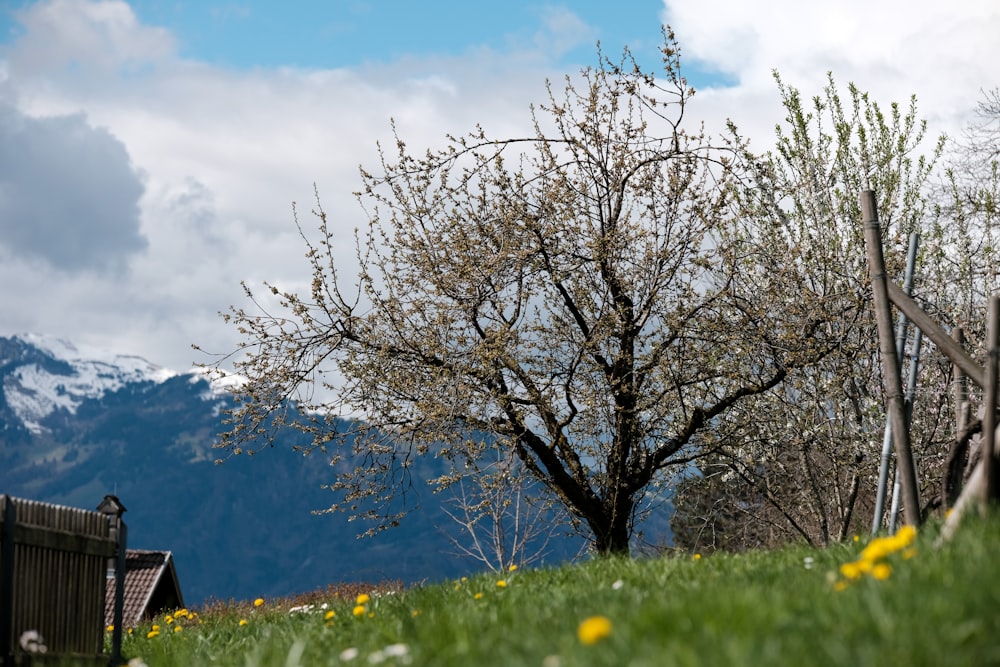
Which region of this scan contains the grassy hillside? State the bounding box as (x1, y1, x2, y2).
(117, 513, 1000, 666)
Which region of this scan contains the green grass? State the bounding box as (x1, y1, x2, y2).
(117, 514, 1000, 666)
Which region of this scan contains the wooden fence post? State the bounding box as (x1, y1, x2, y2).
(1, 497, 14, 667)
(985, 295, 1000, 501)
(861, 190, 922, 526)
(97, 495, 127, 667)
(872, 232, 920, 534)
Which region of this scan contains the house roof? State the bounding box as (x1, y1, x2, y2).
(105, 549, 185, 627)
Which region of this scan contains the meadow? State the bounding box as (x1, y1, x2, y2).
(116, 513, 1000, 666)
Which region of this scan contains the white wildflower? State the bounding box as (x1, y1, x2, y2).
(18, 630, 47, 654)
(383, 644, 409, 657)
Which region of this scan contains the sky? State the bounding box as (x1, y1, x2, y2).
(0, 0, 998, 374)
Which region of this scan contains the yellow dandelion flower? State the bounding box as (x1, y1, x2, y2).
(871, 563, 892, 580)
(356, 593, 371, 605)
(165, 615, 173, 624)
(453, 583, 461, 591)
(106, 625, 114, 633)
(861, 526, 917, 561)
(151, 625, 160, 632)
(860, 540, 890, 561)
(473, 592, 484, 600)
(834, 580, 851, 592)
(411, 609, 422, 617)
(353, 605, 366, 617)
(496, 580, 507, 588)
(324, 610, 336, 621)
(174, 609, 189, 619)
(173, 626, 182, 633)
(895, 525, 917, 545)
(508, 564, 518, 572)
(902, 547, 917, 560)
(692, 553, 702, 560)
(146, 630, 160, 639)
(253, 598, 264, 608)
(853, 534, 860, 542)
(577, 616, 613, 645)
(239, 619, 248, 627)
(839, 560, 871, 580)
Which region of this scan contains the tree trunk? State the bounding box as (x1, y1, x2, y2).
(589, 498, 633, 555)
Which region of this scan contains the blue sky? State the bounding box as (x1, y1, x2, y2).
(2, 1, 669, 69)
(0, 0, 997, 371)
(125, 1, 663, 69)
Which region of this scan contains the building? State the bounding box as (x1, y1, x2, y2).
(105, 549, 185, 627)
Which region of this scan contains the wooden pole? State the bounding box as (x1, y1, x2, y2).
(1, 497, 15, 667)
(944, 326, 971, 509)
(110, 521, 126, 667)
(984, 295, 999, 502)
(886, 280, 985, 388)
(861, 190, 921, 526)
(872, 232, 920, 534)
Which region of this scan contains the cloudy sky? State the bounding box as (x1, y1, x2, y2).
(1, 0, 998, 373)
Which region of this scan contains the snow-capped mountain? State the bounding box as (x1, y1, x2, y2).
(0, 334, 585, 604)
(2, 333, 181, 433)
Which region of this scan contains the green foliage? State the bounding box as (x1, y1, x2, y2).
(120, 514, 1000, 666)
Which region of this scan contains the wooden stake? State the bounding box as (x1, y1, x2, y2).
(861, 190, 921, 526)
(984, 295, 999, 501)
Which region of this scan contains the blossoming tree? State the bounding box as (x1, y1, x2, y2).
(212, 31, 860, 554)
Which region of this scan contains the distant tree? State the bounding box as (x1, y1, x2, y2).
(669, 74, 941, 549)
(672, 77, 1000, 550)
(210, 31, 853, 555)
(930, 87, 1000, 511)
(440, 444, 572, 572)
(933, 87, 1000, 328)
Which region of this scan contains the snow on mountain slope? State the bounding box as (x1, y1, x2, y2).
(2, 333, 180, 433)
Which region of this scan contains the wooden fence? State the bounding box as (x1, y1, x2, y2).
(862, 189, 1000, 532)
(1, 495, 125, 667)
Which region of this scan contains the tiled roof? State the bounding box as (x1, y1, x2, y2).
(105, 549, 185, 627)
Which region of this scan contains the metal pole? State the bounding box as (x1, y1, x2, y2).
(861, 190, 921, 526)
(888, 476, 902, 534)
(953, 327, 969, 436)
(872, 232, 919, 534)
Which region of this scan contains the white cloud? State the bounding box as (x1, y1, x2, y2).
(0, 0, 555, 371)
(7, 0, 174, 77)
(664, 0, 1000, 135)
(531, 6, 597, 59)
(0, 0, 997, 373)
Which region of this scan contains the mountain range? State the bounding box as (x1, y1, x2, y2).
(0, 334, 589, 604)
